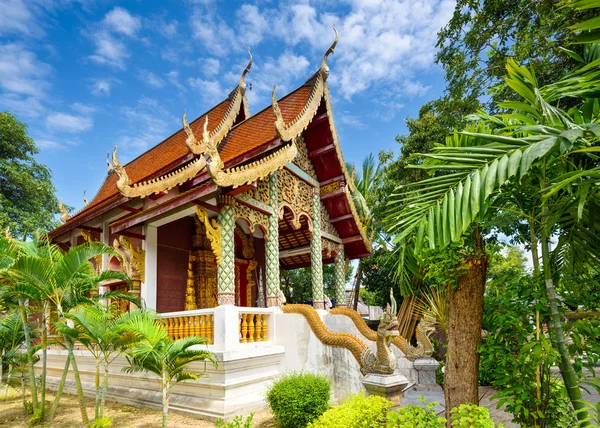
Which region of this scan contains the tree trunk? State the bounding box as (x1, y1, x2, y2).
(41, 301, 48, 419)
(21, 374, 26, 412)
(1, 354, 3, 395)
(540, 228, 588, 425)
(352, 264, 362, 311)
(48, 352, 70, 419)
(94, 357, 101, 420)
(162, 369, 169, 428)
(100, 361, 109, 418)
(65, 337, 89, 425)
(19, 301, 38, 411)
(444, 229, 486, 422)
(5, 365, 13, 401)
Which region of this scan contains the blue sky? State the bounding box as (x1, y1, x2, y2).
(0, 0, 455, 212)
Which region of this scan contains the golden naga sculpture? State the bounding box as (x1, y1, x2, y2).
(195, 206, 222, 266)
(113, 235, 145, 282)
(109, 146, 207, 199)
(282, 289, 400, 375)
(58, 200, 70, 223)
(272, 26, 338, 142)
(330, 307, 435, 360)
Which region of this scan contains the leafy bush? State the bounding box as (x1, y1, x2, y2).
(436, 360, 445, 386)
(449, 403, 501, 427)
(215, 413, 253, 428)
(266, 372, 330, 428)
(387, 397, 446, 427)
(90, 417, 114, 428)
(308, 393, 390, 428)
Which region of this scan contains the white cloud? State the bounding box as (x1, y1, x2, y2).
(138, 69, 165, 89)
(187, 78, 225, 104)
(166, 71, 184, 90)
(0, 44, 51, 96)
(0, 0, 45, 38)
(71, 102, 96, 114)
(0, 94, 45, 119)
(403, 80, 431, 97)
(159, 19, 178, 38)
(90, 78, 119, 96)
(89, 32, 129, 69)
(339, 113, 367, 130)
(104, 7, 141, 37)
(202, 58, 221, 77)
(46, 112, 93, 133)
(36, 138, 78, 150)
(117, 97, 178, 152)
(190, 6, 236, 57)
(237, 4, 269, 46)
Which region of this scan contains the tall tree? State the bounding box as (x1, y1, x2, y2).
(0, 112, 60, 239)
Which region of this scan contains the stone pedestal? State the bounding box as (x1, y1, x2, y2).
(413, 357, 442, 392)
(361, 373, 410, 406)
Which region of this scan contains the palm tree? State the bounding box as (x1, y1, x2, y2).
(67, 303, 155, 421)
(123, 316, 217, 428)
(386, 56, 600, 423)
(0, 310, 25, 400)
(347, 154, 383, 310)
(9, 238, 129, 423)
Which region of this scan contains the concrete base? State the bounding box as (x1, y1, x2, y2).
(413, 357, 442, 392)
(361, 373, 410, 406)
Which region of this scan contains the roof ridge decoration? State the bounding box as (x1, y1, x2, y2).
(108, 146, 207, 198)
(184, 49, 253, 156)
(271, 26, 338, 142)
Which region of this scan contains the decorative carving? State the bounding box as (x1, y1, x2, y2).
(234, 200, 269, 238)
(330, 308, 435, 360)
(320, 201, 339, 238)
(294, 136, 318, 180)
(184, 257, 197, 310)
(266, 172, 280, 307)
(311, 192, 324, 309)
(246, 259, 257, 306)
(207, 140, 298, 188)
(271, 26, 337, 142)
(277, 168, 313, 229)
(320, 180, 341, 196)
(113, 235, 145, 282)
(80, 230, 102, 273)
(196, 206, 222, 266)
(282, 296, 399, 375)
(217, 203, 236, 305)
(109, 146, 206, 199)
(321, 238, 341, 258)
(332, 248, 346, 307)
(58, 200, 69, 223)
(182, 111, 207, 155)
(235, 225, 255, 259)
(189, 250, 218, 309)
(250, 178, 270, 205)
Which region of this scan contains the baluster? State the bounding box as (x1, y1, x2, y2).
(166, 318, 172, 339)
(183, 316, 190, 338)
(207, 315, 214, 344)
(247, 313, 255, 343)
(177, 317, 183, 339)
(240, 313, 248, 343)
(200, 315, 207, 339)
(193, 316, 200, 337)
(261, 314, 268, 342)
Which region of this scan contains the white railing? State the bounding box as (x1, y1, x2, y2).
(239, 308, 272, 343)
(161, 309, 215, 344)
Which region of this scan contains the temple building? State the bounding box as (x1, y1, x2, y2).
(44, 33, 418, 420)
(50, 36, 370, 317)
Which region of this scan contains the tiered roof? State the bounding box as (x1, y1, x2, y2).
(50, 31, 371, 260)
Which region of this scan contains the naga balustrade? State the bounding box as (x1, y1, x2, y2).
(239, 308, 271, 343)
(161, 309, 215, 344)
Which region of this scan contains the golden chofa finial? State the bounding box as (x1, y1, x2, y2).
(239, 48, 253, 91)
(106, 151, 114, 174)
(83, 189, 89, 206)
(58, 200, 70, 223)
(320, 25, 338, 80)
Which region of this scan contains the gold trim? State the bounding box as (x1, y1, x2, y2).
(113, 235, 145, 282)
(235, 225, 255, 259)
(59, 200, 70, 223)
(196, 206, 222, 266)
(208, 141, 298, 188)
(110, 146, 207, 199)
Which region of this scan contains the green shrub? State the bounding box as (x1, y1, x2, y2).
(387, 396, 446, 427)
(449, 403, 502, 427)
(266, 372, 330, 428)
(90, 417, 114, 428)
(309, 393, 390, 428)
(215, 413, 253, 428)
(436, 360, 445, 386)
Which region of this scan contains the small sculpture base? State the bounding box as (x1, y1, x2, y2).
(361, 373, 410, 406)
(413, 357, 442, 392)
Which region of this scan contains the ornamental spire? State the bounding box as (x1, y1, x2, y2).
(320, 25, 338, 81)
(240, 48, 252, 91)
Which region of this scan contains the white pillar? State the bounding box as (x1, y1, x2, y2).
(212, 305, 241, 350)
(143, 225, 158, 310)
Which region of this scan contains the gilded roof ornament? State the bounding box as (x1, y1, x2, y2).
(183, 111, 208, 155)
(58, 200, 70, 223)
(106, 152, 114, 175)
(239, 48, 252, 92)
(271, 25, 338, 142)
(196, 206, 222, 266)
(83, 189, 89, 206)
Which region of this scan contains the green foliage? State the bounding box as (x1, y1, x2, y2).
(281, 264, 353, 304)
(436, 361, 445, 386)
(309, 393, 390, 428)
(23, 401, 33, 415)
(0, 111, 60, 239)
(90, 417, 113, 428)
(486, 246, 528, 296)
(387, 397, 446, 427)
(214, 413, 253, 428)
(450, 403, 500, 427)
(266, 372, 330, 428)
